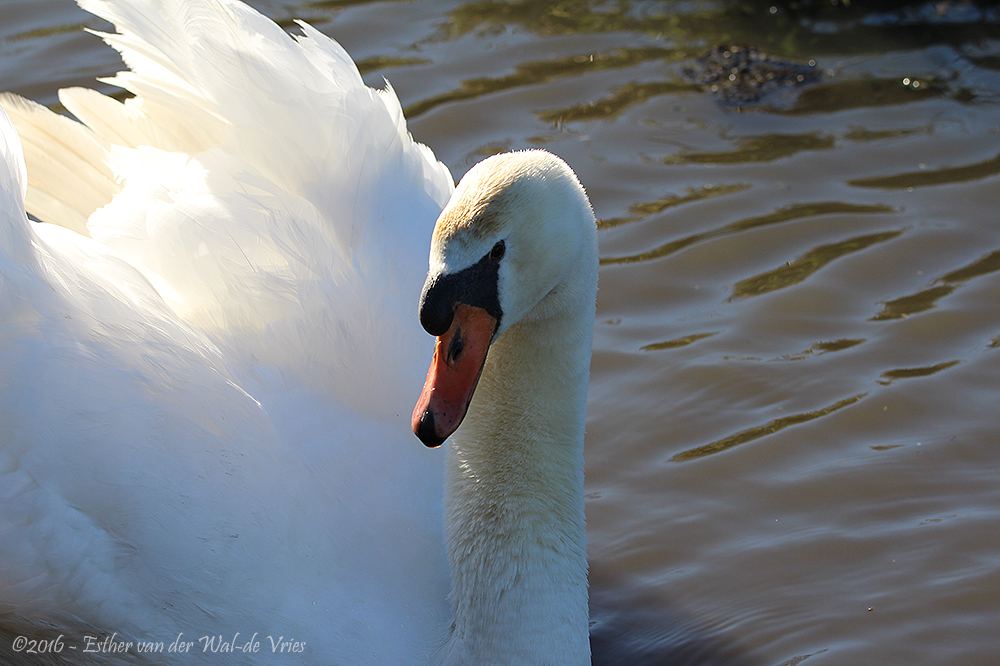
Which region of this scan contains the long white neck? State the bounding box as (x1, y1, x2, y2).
(437, 287, 595, 666)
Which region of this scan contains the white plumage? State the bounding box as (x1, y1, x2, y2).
(2, 1, 452, 662)
(0, 1, 598, 664)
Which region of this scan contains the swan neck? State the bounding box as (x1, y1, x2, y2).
(441, 301, 593, 665)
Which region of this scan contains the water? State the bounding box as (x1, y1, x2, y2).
(3, 1, 999, 664)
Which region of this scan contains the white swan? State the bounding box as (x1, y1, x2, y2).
(0, 0, 598, 664)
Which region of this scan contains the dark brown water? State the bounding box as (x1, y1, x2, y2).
(3, 1, 999, 664)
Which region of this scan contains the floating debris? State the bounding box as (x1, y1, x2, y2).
(684, 44, 822, 107)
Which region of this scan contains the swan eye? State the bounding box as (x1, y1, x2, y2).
(489, 240, 505, 262)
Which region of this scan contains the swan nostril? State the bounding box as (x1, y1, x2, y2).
(448, 326, 464, 363)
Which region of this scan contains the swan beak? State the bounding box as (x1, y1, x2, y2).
(412, 303, 497, 448)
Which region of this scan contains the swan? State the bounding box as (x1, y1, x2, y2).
(0, 0, 598, 664)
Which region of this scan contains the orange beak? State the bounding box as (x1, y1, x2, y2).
(412, 303, 498, 447)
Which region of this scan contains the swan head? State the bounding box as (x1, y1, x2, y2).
(411, 149, 596, 447)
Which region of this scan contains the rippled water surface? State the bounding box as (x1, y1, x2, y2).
(3, 1, 999, 664)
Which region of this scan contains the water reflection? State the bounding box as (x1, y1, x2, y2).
(669, 393, 867, 462)
(539, 80, 700, 125)
(641, 331, 719, 352)
(602, 202, 896, 266)
(732, 229, 903, 299)
(404, 47, 677, 118)
(849, 150, 1000, 188)
(446, 0, 712, 38)
(878, 359, 961, 384)
(782, 76, 945, 114)
(598, 184, 750, 230)
(872, 248, 1000, 320)
(663, 132, 836, 164)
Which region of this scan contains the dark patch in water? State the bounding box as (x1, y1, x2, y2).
(590, 585, 761, 666)
(684, 45, 822, 108)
